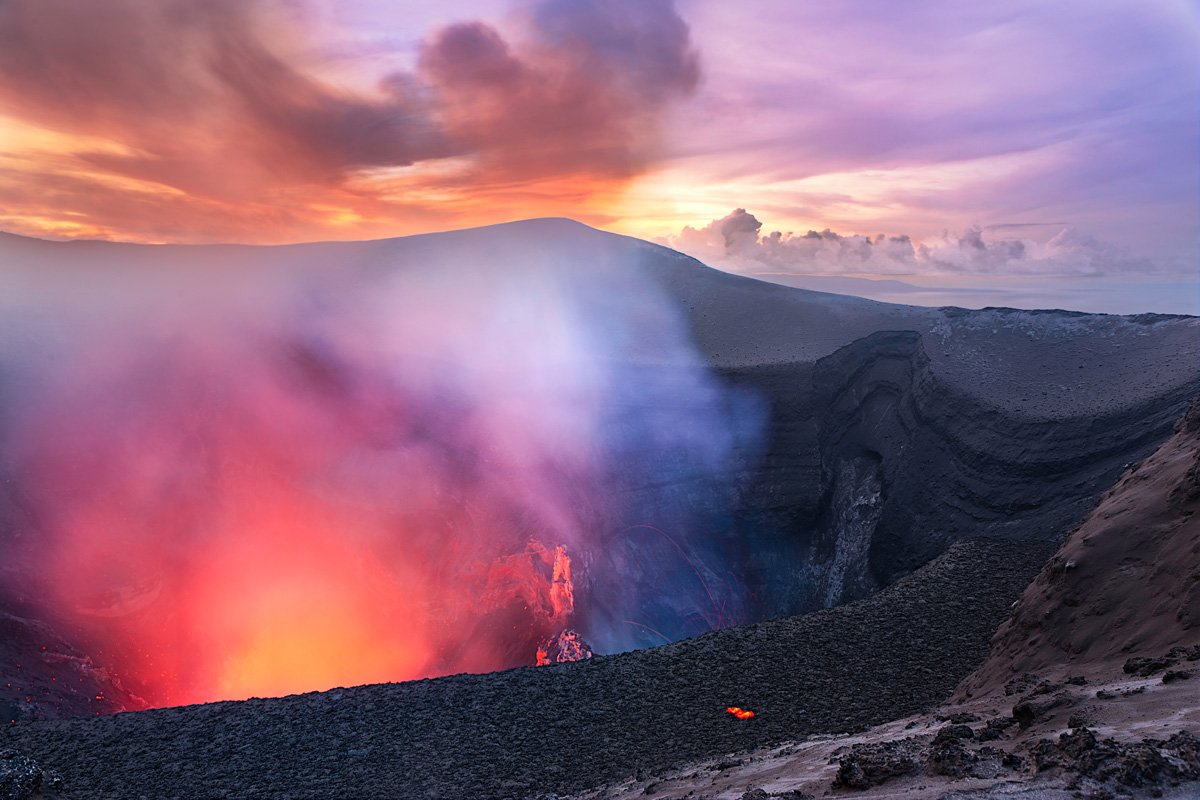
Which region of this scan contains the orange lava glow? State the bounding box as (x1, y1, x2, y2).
(43, 453, 444, 705)
(534, 628, 593, 666)
(549, 545, 575, 621)
(534, 549, 590, 667)
(726, 706, 755, 720)
(10, 320, 597, 708)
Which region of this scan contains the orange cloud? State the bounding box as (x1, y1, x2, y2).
(0, 0, 699, 243)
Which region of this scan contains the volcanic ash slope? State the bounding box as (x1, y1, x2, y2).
(962, 396, 1200, 691)
(579, 399, 1200, 800)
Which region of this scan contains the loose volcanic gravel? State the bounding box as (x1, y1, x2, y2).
(1, 537, 1053, 800)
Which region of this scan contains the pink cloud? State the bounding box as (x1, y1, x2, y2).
(0, 0, 699, 241)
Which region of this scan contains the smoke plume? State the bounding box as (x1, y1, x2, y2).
(0, 223, 760, 706)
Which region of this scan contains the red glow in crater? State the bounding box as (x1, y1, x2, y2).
(2, 241, 752, 709)
(8, 320, 601, 707)
(535, 628, 593, 666)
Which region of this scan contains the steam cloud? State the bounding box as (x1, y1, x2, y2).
(666, 209, 1156, 277)
(0, 0, 699, 240)
(0, 227, 760, 706)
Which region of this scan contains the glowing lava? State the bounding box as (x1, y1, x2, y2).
(533, 547, 593, 666)
(535, 629, 594, 666)
(549, 544, 575, 621)
(726, 706, 755, 720)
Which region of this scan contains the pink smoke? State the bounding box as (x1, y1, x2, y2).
(0, 223, 758, 706)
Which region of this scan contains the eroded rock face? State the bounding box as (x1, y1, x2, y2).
(807, 331, 923, 608)
(816, 454, 883, 606)
(720, 328, 1197, 622)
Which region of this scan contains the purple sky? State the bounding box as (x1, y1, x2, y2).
(661, 1, 1198, 260)
(1, 0, 1197, 311)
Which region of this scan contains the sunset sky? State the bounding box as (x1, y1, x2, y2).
(1, 0, 1197, 308)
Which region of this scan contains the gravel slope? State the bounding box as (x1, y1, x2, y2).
(573, 400, 1200, 800)
(2, 537, 1052, 799)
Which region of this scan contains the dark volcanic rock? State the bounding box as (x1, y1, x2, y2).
(1031, 728, 1200, 794)
(932, 724, 975, 743)
(536, 630, 594, 666)
(1007, 673, 1077, 729)
(1003, 673, 1045, 696)
(0, 755, 61, 800)
(741, 789, 813, 800)
(1012, 692, 1073, 729)
(835, 734, 1022, 786)
(0, 538, 1052, 800)
(0, 612, 143, 720)
(926, 738, 976, 778)
(1124, 655, 1174, 677)
(976, 716, 1016, 742)
(1125, 645, 1200, 678)
(833, 737, 924, 789)
(837, 733, 1019, 787)
(926, 741, 1016, 781)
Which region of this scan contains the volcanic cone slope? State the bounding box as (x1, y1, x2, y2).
(962, 396, 1200, 694)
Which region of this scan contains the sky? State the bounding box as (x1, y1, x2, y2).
(0, 0, 1197, 311)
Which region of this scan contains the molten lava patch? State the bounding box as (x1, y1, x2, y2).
(535, 628, 594, 666)
(726, 706, 755, 720)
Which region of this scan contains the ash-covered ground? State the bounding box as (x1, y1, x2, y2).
(573, 400, 1200, 800)
(2, 537, 1050, 799)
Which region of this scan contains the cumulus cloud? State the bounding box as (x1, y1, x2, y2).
(0, 0, 699, 241)
(665, 209, 1156, 277)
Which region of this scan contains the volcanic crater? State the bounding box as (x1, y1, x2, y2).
(1, 220, 1197, 798)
